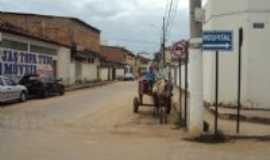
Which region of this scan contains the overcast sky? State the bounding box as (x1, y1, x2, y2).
(0, 0, 207, 55)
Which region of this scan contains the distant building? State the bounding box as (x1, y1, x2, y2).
(135, 54, 151, 77)
(203, 0, 270, 109)
(100, 46, 135, 80)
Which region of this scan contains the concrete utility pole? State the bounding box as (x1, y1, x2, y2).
(162, 17, 166, 66)
(188, 0, 204, 137)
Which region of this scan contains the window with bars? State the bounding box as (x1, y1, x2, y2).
(30, 44, 57, 55)
(0, 39, 28, 51)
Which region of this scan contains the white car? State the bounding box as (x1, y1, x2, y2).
(123, 73, 135, 81)
(0, 76, 28, 103)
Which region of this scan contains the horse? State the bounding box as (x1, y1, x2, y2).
(152, 79, 173, 124)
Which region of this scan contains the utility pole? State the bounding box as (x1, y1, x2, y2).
(188, 0, 204, 137)
(162, 17, 166, 66)
(190, 0, 202, 37)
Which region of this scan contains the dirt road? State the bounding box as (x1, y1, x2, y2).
(0, 82, 270, 160)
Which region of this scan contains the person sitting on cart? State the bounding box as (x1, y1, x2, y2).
(143, 66, 156, 90)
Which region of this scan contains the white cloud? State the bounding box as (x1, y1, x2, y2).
(0, 0, 190, 54)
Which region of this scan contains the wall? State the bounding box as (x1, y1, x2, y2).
(0, 13, 101, 53)
(203, 13, 248, 106)
(126, 54, 135, 67)
(116, 68, 125, 79)
(245, 12, 270, 108)
(0, 32, 61, 82)
(204, 0, 270, 109)
(101, 46, 126, 64)
(100, 68, 109, 81)
(69, 61, 76, 84)
(81, 59, 99, 82)
(57, 47, 71, 85)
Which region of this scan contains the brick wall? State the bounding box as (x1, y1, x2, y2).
(0, 13, 101, 53)
(101, 46, 126, 64)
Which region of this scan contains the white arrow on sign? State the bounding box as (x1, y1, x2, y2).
(203, 43, 231, 49)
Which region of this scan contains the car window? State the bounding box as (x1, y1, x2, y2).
(4, 79, 16, 86)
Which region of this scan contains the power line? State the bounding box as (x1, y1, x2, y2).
(167, 0, 180, 39)
(165, 0, 174, 32)
(162, 0, 182, 44)
(164, 0, 170, 20)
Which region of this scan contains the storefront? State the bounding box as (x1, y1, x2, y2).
(0, 32, 59, 82)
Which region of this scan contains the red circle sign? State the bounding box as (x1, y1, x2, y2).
(171, 40, 188, 59)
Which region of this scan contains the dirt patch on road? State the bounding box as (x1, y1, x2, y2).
(63, 94, 182, 140)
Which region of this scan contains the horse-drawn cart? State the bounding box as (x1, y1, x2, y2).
(133, 79, 173, 124)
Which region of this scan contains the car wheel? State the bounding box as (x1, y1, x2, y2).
(41, 90, 49, 98)
(59, 88, 65, 96)
(20, 92, 27, 102)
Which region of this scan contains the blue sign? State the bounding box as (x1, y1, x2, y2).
(203, 31, 233, 51)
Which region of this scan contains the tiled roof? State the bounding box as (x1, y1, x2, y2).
(137, 55, 151, 64)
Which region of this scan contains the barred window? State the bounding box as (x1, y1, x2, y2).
(0, 39, 28, 51)
(30, 45, 57, 55)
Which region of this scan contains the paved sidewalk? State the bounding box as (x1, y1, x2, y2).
(65, 81, 114, 92)
(172, 88, 270, 138)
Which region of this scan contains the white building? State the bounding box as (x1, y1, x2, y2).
(203, 0, 270, 109)
(0, 30, 70, 83)
(0, 29, 101, 86)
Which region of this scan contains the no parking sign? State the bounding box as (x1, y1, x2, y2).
(171, 40, 188, 60)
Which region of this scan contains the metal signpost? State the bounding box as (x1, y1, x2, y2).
(203, 31, 233, 135)
(237, 28, 243, 133)
(171, 40, 188, 127)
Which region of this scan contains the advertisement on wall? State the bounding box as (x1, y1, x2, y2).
(0, 47, 57, 82)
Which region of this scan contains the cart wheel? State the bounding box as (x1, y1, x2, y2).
(133, 97, 140, 113)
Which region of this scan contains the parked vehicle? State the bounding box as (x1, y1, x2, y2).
(123, 73, 135, 81)
(0, 76, 28, 103)
(19, 74, 65, 98)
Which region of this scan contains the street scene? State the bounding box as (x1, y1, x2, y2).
(1, 0, 270, 159)
(1, 82, 270, 160)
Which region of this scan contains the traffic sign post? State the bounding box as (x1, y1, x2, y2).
(237, 28, 243, 134)
(203, 31, 233, 51)
(171, 40, 188, 127)
(202, 30, 233, 136)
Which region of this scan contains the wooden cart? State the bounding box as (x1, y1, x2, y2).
(133, 79, 173, 124)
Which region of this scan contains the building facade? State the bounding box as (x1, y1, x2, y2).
(100, 46, 135, 80)
(203, 0, 270, 109)
(135, 54, 151, 77)
(0, 11, 102, 85)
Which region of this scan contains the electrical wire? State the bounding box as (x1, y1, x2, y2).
(166, 0, 180, 39)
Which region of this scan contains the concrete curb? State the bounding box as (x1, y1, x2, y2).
(205, 106, 270, 125)
(65, 81, 115, 92)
